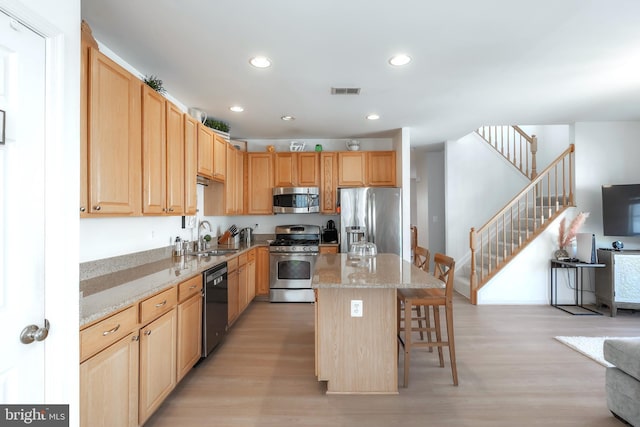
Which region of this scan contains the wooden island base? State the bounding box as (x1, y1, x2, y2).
(315, 287, 398, 394)
(312, 253, 445, 395)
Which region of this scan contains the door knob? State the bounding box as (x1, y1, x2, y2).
(20, 319, 50, 344)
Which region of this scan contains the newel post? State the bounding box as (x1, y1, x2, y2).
(469, 227, 478, 305)
(530, 135, 538, 179)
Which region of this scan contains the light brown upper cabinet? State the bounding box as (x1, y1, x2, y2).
(367, 151, 397, 186)
(246, 153, 274, 214)
(274, 153, 320, 187)
(165, 101, 185, 214)
(212, 134, 227, 183)
(224, 144, 244, 215)
(337, 152, 366, 187)
(183, 115, 198, 215)
(141, 85, 167, 214)
(142, 89, 186, 215)
(338, 151, 397, 187)
(273, 153, 320, 187)
(197, 123, 214, 179)
(85, 47, 142, 215)
(320, 152, 338, 214)
(235, 148, 245, 214)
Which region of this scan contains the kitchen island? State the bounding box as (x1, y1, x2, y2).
(312, 253, 444, 394)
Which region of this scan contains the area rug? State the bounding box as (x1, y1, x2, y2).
(554, 336, 614, 367)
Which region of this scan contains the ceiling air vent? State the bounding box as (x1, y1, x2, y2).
(331, 87, 361, 95)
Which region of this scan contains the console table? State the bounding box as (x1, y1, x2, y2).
(550, 259, 604, 315)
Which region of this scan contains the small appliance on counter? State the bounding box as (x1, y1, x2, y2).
(322, 219, 338, 243)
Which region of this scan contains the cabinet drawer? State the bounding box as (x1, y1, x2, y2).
(248, 249, 256, 262)
(140, 287, 177, 325)
(80, 305, 137, 362)
(227, 256, 238, 272)
(178, 275, 202, 302)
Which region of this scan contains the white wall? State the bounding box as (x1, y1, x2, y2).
(426, 150, 446, 259)
(574, 121, 640, 250)
(1, 0, 80, 423)
(445, 132, 530, 263)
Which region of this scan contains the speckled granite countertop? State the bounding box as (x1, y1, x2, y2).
(80, 242, 268, 328)
(312, 253, 444, 289)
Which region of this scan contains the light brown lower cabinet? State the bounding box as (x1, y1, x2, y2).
(227, 256, 239, 325)
(138, 308, 177, 425)
(247, 249, 256, 303)
(80, 332, 139, 427)
(256, 246, 270, 296)
(177, 275, 203, 382)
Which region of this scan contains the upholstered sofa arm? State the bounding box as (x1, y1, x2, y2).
(604, 338, 640, 382)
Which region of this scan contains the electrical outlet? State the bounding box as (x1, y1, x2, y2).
(351, 300, 363, 317)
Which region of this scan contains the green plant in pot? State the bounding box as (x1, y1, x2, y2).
(204, 118, 230, 133)
(143, 75, 166, 94)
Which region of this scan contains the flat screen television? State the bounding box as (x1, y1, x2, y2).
(601, 184, 640, 236)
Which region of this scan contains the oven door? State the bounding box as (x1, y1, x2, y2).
(270, 252, 317, 289)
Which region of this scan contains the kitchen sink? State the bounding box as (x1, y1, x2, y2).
(187, 248, 238, 257)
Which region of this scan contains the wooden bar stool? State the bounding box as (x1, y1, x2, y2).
(397, 253, 458, 387)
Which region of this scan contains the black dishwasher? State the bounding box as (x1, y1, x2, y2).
(202, 262, 228, 357)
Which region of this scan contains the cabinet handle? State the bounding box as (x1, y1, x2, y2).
(154, 300, 167, 308)
(102, 324, 121, 336)
(93, 205, 101, 211)
(132, 335, 139, 342)
(80, 206, 86, 212)
(144, 330, 152, 336)
(189, 285, 197, 289)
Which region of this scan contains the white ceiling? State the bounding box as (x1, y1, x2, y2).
(81, 0, 640, 147)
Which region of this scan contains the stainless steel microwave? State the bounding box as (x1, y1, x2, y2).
(272, 187, 320, 214)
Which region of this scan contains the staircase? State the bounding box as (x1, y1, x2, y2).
(468, 126, 575, 304)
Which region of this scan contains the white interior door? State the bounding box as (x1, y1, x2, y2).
(0, 10, 47, 403)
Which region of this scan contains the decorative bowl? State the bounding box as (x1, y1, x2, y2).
(346, 140, 360, 151)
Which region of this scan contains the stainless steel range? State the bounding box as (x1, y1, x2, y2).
(269, 225, 320, 302)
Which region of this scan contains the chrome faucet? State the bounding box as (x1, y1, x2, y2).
(197, 220, 212, 250)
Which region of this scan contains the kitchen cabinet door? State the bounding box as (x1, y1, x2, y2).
(212, 134, 227, 182)
(139, 308, 177, 425)
(142, 85, 167, 214)
(224, 143, 237, 215)
(80, 332, 139, 427)
(177, 292, 202, 382)
(367, 151, 396, 186)
(80, 22, 98, 216)
(246, 153, 274, 214)
(274, 152, 319, 187)
(166, 101, 185, 215)
(228, 261, 239, 325)
(274, 153, 296, 187)
(238, 253, 249, 314)
(298, 152, 320, 186)
(87, 47, 142, 215)
(197, 123, 214, 179)
(256, 246, 270, 296)
(338, 152, 366, 187)
(235, 149, 245, 214)
(247, 249, 256, 303)
(184, 115, 198, 215)
(320, 152, 338, 214)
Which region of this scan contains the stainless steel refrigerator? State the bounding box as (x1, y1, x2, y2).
(339, 187, 402, 256)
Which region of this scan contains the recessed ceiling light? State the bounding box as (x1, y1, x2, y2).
(229, 106, 244, 112)
(366, 114, 380, 120)
(250, 56, 272, 68)
(281, 115, 295, 121)
(389, 54, 411, 66)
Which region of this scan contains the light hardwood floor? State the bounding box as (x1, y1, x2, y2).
(144, 295, 639, 427)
